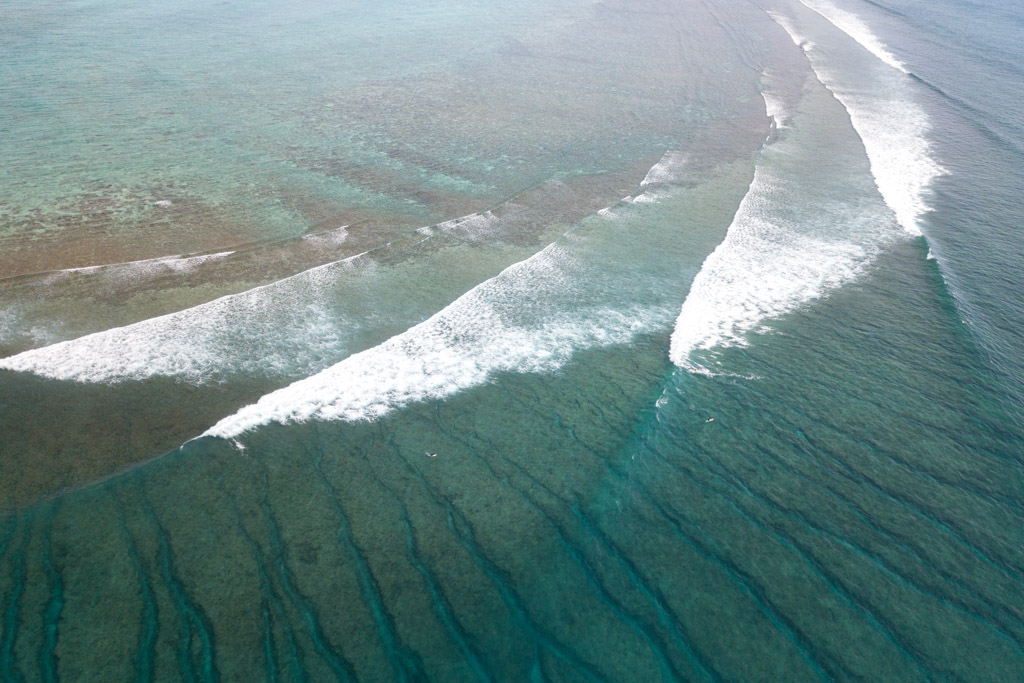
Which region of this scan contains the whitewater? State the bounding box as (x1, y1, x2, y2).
(669, 0, 944, 371)
(204, 240, 662, 439)
(0, 0, 947, 433)
(201, 146, 727, 439)
(0, 196, 565, 383)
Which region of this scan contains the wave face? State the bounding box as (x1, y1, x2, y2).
(670, 62, 904, 371)
(776, 3, 944, 236)
(641, 151, 690, 187)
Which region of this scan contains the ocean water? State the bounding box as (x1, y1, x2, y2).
(1, 0, 1023, 679)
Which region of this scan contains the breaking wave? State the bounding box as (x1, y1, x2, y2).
(670, 60, 904, 371)
(796, 0, 907, 72)
(772, 6, 944, 236)
(205, 239, 661, 439)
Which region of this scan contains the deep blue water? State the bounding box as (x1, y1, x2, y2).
(1, 0, 1023, 679)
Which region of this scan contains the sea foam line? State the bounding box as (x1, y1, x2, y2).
(796, 0, 907, 72)
(204, 242, 661, 440)
(772, 6, 944, 237)
(37, 250, 238, 287)
(57, 250, 237, 276)
(669, 60, 905, 371)
(0, 222, 353, 286)
(0, 249, 373, 383)
(0, 174, 658, 384)
(0, 251, 238, 290)
(205, 154, 711, 438)
(597, 151, 689, 221)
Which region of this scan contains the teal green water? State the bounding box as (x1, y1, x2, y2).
(2, 0, 1024, 679)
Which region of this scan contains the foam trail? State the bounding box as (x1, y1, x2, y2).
(760, 68, 794, 130)
(204, 152, 723, 438)
(0, 208, 505, 383)
(0, 186, 644, 384)
(415, 211, 501, 242)
(301, 225, 349, 246)
(3, 223, 354, 286)
(205, 240, 663, 439)
(34, 251, 235, 286)
(771, 8, 944, 237)
(641, 151, 690, 187)
(796, 0, 906, 73)
(670, 74, 903, 371)
(763, 91, 789, 129)
(594, 151, 688, 222)
(0, 251, 371, 383)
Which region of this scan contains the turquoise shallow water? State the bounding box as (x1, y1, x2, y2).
(2, 0, 1024, 679)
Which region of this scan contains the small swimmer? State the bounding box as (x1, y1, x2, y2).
(425, 451, 438, 457)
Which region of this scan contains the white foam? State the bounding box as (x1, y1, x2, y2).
(37, 251, 236, 286)
(21, 224, 347, 287)
(771, 9, 944, 237)
(628, 191, 663, 205)
(583, 150, 686, 222)
(763, 91, 789, 131)
(301, 225, 349, 246)
(0, 252, 368, 383)
(796, 0, 907, 73)
(204, 240, 662, 439)
(416, 211, 499, 238)
(641, 151, 690, 187)
(0, 201, 533, 383)
(669, 208, 875, 370)
(670, 59, 904, 372)
(760, 68, 793, 130)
